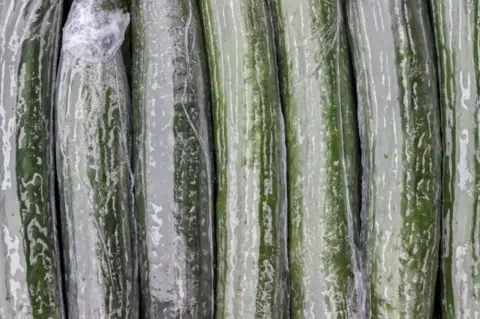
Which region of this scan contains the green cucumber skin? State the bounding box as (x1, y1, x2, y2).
(0, 0, 65, 317)
(56, 51, 136, 318)
(430, 1, 480, 317)
(347, 1, 442, 318)
(200, 1, 289, 318)
(131, 0, 215, 317)
(270, 0, 362, 318)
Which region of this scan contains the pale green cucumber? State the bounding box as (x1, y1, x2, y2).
(0, 0, 65, 317)
(55, 2, 137, 318)
(269, 0, 362, 318)
(131, 0, 215, 317)
(430, 0, 480, 317)
(199, 0, 289, 318)
(347, 1, 442, 317)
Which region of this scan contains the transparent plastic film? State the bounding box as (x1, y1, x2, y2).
(269, 0, 364, 317)
(62, 0, 130, 62)
(0, 0, 65, 317)
(130, 0, 215, 317)
(56, 1, 137, 317)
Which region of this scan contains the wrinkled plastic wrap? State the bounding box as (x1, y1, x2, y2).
(62, 1, 130, 62)
(198, 0, 289, 318)
(269, 1, 364, 318)
(0, 0, 65, 318)
(347, 1, 441, 317)
(56, 1, 137, 318)
(131, 0, 215, 317)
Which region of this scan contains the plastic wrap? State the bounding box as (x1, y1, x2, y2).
(0, 0, 65, 317)
(430, 1, 480, 317)
(199, 0, 289, 317)
(269, 0, 364, 317)
(55, 1, 137, 318)
(62, 1, 129, 63)
(131, 0, 215, 317)
(347, 1, 441, 317)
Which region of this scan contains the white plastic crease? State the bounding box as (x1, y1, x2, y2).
(62, 0, 130, 62)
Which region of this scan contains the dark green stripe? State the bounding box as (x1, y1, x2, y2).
(429, 0, 457, 317)
(198, 1, 229, 317)
(473, 3, 480, 317)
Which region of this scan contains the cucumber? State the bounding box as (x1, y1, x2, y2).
(56, 2, 137, 318)
(199, 1, 289, 318)
(430, 1, 480, 317)
(269, 1, 362, 317)
(0, 0, 65, 317)
(347, 1, 442, 317)
(131, 0, 215, 317)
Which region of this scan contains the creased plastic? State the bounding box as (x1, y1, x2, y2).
(0, 0, 66, 317)
(62, 0, 130, 62)
(131, 0, 215, 317)
(55, 1, 137, 318)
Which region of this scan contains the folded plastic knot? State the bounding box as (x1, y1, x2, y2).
(62, 1, 130, 62)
